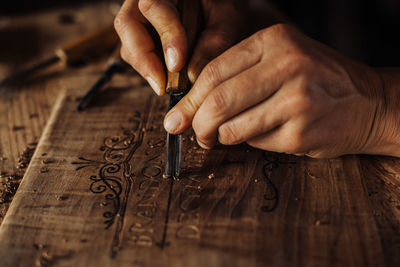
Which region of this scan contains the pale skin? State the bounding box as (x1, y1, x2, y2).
(114, 0, 400, 158)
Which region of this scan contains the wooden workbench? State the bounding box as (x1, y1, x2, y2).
(0, 2, 399, 267)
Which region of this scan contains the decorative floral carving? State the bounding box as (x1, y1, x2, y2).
(72, 111, 144, 229)
(261, 152, 296, 212)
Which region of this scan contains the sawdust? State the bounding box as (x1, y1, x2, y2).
(0, 143, 37, 219)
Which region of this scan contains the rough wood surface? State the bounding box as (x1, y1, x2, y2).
(0, 2, 116, 222)
(0, 69, 398, 266)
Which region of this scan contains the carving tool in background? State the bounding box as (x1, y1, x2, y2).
(164, 0, 202, 178)
(77, 43, 124, 111)
(0, 24, 119, 87)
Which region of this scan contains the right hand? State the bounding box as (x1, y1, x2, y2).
(114, 0, 247, 95)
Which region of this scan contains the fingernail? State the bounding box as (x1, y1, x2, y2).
(166, 47, 178, 71)
(164, 111, 181, 133)
(146, 76, 161, 95)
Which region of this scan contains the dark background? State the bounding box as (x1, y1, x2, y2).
(271, 0, 400, 67)
(1, 0, 399, 67)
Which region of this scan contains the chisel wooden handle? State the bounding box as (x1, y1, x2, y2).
(166, 0, 203, 94)
(55, 24, 119, 65)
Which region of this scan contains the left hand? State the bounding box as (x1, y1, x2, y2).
(163, 24, 387, 158)
(114, 0, 247, 95)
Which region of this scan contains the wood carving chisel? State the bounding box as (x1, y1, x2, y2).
(77, 44, 123, 111)
(164, 0, 202, 178)
(0, 24, 119, 87)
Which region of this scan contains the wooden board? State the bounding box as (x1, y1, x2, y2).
(0, 71, 399, 266)
(0, 1, 116, 222)
(0, 2, 399, 266)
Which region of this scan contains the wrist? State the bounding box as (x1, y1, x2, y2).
(365, 68, 400, 157)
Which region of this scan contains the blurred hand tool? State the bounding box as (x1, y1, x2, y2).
(164, 0, 202, 179)
(0, 24, 119, 86)
(77, 44, 123, 112)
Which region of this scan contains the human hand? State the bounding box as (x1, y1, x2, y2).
(164, 24, 393, 158)
(114, 0, 246, 95)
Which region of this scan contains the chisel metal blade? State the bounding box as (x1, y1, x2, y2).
(77, 60, 122, 112)
(164, 92, 185, 179)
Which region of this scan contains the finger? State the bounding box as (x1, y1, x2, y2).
(115, 0, 166, 95)
(164, 34, 264, 134)
(138, 0, 186, 72)
(215, 75, 314, 146)
(246, 120, 320, 155)
(246, 125, 295, 154)
(214, 87, 292, 149)
(192, 63, 283, 148)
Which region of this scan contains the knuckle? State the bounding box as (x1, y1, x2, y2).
(120, 47, 138, 69)
(254, 28, 268, 39)
(235, 31, 265, 62)
(268, 23, 295, 39)
(263, 23, 314, 69)
(206, 89, 228, 116)
(290, 53, 313, 73)
(191, 114, 200, 130)
(283, 125, 311, 154)
(292, 86, 314, 115)
(192, 114, 215, 149)
(201, 60, 222, 86)
(250, 28, 268, 47)
(114, 11, 131, 34)
(259, 23, 294, 43)
(181, 94, 200, 115)
(192, 115, 204, 138)
(119, 47, 130, 62)
(218, 122, 241, 145)
(191, 116, 201, 135)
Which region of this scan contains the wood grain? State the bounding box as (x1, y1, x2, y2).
(359, 156, 400, 267)
(0, 70, 397, 266)
(0, 2, 115, 222)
